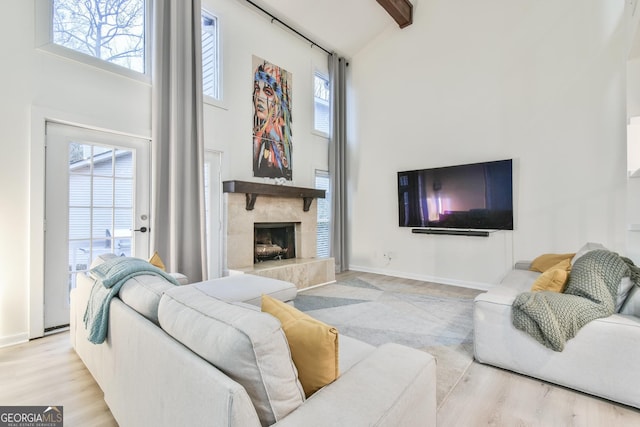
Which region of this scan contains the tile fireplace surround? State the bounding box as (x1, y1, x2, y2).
(223, 180, 335, 289)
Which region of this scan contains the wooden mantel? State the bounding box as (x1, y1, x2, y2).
(223, 180, 325, 212)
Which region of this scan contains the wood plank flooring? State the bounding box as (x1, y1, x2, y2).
(1, 272, 639, 426)
(0, 332, 117, 426)
(439, 361, 640, 426)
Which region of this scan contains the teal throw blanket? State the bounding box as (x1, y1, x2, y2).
(83, 256, 180, 344)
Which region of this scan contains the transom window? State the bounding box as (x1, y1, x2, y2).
(37, 0, 149, 77)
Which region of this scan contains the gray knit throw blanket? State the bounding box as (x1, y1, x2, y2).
(512, 249, 640, 352)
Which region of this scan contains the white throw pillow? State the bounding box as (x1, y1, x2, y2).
(620, 285, 640, 316)
(89, 252, 119, 269)
(571, 242, 607, 267)
(616, 277, 634, 312)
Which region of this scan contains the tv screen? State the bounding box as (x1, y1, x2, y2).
(398, 159, 513, 230)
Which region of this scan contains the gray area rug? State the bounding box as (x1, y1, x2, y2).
(296, 274, 482, 407)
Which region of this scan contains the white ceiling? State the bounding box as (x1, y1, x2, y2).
(240, 0, 398, 57)
(242, 1, 640, 61)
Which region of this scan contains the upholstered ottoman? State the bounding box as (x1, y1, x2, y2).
(189, 274, 297, 306)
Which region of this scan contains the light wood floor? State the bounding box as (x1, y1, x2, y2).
(439, 361, 640, 426)
(0, 331, 117, 426)
(2, 275, 640, 426)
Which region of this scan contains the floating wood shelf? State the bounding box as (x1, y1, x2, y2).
(223, 180, 325, 212)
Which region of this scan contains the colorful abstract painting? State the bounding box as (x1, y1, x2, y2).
(252, 56, 293, 180)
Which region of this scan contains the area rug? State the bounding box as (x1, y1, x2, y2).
(296, 273, 483, 407)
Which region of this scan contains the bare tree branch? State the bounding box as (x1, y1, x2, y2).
(53, 0, 145, 72)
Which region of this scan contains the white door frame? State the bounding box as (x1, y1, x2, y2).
(29, 107, 152, 339)
(205, 149, 224, 279)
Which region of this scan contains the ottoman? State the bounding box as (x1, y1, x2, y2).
(189, 274, 297, 306)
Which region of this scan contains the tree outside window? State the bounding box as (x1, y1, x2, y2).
(53, 0, 146, 73)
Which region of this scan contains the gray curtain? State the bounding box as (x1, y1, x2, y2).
(328, 54, 348, 273)
(151, 0, 207, 282)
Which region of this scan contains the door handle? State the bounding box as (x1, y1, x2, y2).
(134, 227, 149, 233)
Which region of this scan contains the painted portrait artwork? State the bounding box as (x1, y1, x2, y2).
(252, 55, 293, 180)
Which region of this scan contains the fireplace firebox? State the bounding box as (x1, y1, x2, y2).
(254, 222, 296, 263)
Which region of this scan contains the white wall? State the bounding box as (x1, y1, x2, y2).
(348, 0, 629, 287)
(1, 0, 152, 347)
(202, 0, 329, 188)
(625, 0, 640, 270)
(0, 0, 328, 346)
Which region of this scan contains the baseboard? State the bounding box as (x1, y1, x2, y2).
(347, 264, 492, 291)
(0, 332, 29, 349)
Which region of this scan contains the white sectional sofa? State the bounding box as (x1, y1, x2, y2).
(70, 254, 437, 427)
(474, 244, 640, 409)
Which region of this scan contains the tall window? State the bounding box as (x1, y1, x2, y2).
(50, 0, 147, 74)
(314, 73, 330, 136)
(315, 170, 331, 258)
(202, 10, 220, 100)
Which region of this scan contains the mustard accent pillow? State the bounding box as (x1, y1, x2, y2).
(148, 251, 166, 271)
(530, 268, 569, 293)
(261, 295, 339, 397)
(548, 258, 572, 273)
(529, 253, 575, 272)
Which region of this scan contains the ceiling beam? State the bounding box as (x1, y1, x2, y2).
(376, 0, 413, 29)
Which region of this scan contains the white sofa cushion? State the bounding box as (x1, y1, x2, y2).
(158, 285, 305, 426)
(118, 274, 176, 324)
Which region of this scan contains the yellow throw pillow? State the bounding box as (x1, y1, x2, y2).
(548, 258, 572, 273)
(261, 295, 339, 397)
(529, 253, 575, 272)
(530, 268, 569, 293)
(148, 251, 166, 271)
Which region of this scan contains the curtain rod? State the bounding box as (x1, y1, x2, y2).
(245, 0, 333, 56)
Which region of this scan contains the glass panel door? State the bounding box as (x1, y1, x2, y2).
(45, 122, 150, 331)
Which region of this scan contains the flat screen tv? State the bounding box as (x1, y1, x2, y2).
(398, 159, 513, 230)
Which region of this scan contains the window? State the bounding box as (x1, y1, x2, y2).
(202, 10, 220, 100)
(315, 170, 331, 258)
(314, 73, 330, 136)
(49, 0, 147, 74)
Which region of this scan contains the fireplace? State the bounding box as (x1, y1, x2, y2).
(223, 180, 335, 289)
(254, 222, 297, 263)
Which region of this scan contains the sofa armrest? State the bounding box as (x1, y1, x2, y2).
(273, 343, 436, 427)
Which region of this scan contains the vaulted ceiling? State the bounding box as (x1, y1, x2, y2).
(240, 0, 403, 57)
(241, 1, 640, 61)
